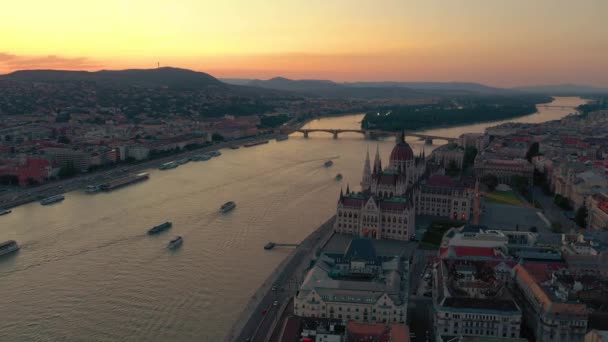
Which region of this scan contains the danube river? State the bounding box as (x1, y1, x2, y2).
(0, 96, 585, 341)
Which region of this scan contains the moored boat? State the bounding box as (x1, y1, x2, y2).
(176, 158, 190, 165)
(85, 185, 101, 193)
(220, 201, 236, 213)
(100, 172, 149, 191)
(159, 161, 178, 170)
(264, 242, 276, 250)
(275, 134, 289, 141)
(324, 160, 333, 167)
(40, 194, 65, 205)
(167, 236, 183, 250)
(147, 221, 173, 235)
(230, 145, 240, 149)
(0, 240, 20, 257)
(0, 209, 12, 216)
(208, 150, 221, 157)
(335, 173, 343, 181)
(244, 140, 269, 147)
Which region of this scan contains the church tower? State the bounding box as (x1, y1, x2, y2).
(361, 146, 372, 191)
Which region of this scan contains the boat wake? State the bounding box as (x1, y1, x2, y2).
(0, 234, 147, 277)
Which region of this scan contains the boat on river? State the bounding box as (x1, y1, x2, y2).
(167, 236, 183, 250)
(220, 201, 236, 213)
(40, 194, 65, 205)
(147, 221, 172, 235)
(0, 209, 12, 216)
(324, 160, 333, 167)
(99, 173, 149, 191)
(244, 140, 269, 147)
(275, 134, 289, 141)
(159, 161, 178, 170)
(85, 185, 101, 193)
(335, 174, 343, 181)
(0, 240, 19, 257)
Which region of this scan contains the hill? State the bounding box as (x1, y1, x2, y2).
(344, 81, 509, 94)
(513, 84, 608, 95)
(3, 67, 224, 89)
(225, 77, 423, 98)
(221, 77, 512, 97)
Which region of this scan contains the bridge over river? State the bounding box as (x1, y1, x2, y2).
(284, 128, 456, 144)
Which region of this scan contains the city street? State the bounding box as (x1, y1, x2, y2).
(533, 186, 579, 232)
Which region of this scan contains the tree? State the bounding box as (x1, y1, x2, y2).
(58, 162, 78, 179)
(526, 142, 541, 162)
(446, 160, 460, 176)
(554, 194, 572, 210)
(212, 133, 225, 142)
(463, 147, 478, 169)
(57, 135, 71, 144)
(511, 175, 529, 194)
(480, 174, 499, 192)
(575, 206, 588, 228)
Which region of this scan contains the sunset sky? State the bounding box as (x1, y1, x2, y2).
(1, 0, 607, 86)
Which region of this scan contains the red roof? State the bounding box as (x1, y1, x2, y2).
(379, 201, 408, 211)
(389, 142, 414, 163)
(520, 262, 566, 282)
(440, 246, 503, 259)
(342, 197, 365, 208)
(346, 322, 410, 342)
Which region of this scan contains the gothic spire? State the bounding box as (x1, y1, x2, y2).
(398, 130, 405, 143)
(361, 145, 372, 191)
(346, 184, 350, 195)
(373, 144, 382, 173)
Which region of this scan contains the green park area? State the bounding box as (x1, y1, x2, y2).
(419, 220, 462, 249)
(484, 190, 526, 207)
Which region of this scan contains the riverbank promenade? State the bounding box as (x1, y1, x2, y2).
(224, 216, 336, 342)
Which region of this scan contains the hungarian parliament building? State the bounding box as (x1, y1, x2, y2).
(334, 133, 473, 241)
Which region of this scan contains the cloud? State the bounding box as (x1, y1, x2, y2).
(0, 52, 103, 73)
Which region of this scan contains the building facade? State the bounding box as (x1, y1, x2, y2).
(294, 239, 408, 324)
(334, 133, 474, 241)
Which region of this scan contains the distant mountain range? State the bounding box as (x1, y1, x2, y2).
(513, 84, 608, 95)
(221, 77, 507, 97)
(2, 67, 606, 97)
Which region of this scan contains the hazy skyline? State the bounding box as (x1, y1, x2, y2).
(1, 0, 607, 86)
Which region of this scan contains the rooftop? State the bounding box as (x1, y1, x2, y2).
(443, 297, 519, 312)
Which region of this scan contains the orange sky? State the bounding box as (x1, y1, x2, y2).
(1, 0, 607, 86)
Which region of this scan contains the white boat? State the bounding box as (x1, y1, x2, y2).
(159, 162, 178, 170)
(167, 236, 183, 250)
(220, 201, 236, 213)
(85, 185, 100, 193)
(0, 240, 19, 257)
(40, 194, 65, 205)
